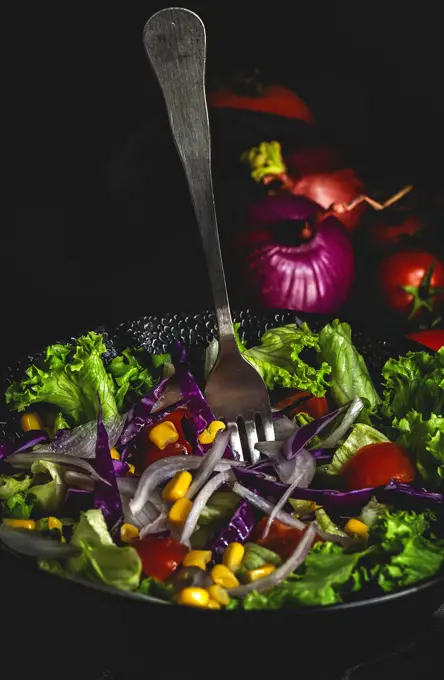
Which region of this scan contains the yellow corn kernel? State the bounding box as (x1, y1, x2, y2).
(169, 497, 193, 526)
(110, 448, 121, 461)
(345, 518, 369, 538)
(223, 542, 245, 572)
(206, 585, 230, 606)
(3, 519, 36, 530)
(211, 564, 240, 589)
(174, 587, 210, 608)
(183, 550, 212, 571)
(120, 523, 140, 543)
(127, 464, 135, 475)
(149, 421, 179, 450)
(312, 502, 323, 511)
(207, 599, 221, 610)
(47, 517, 62, 531)
(162, 471, 193, 502)
(20, 412, 43, 432)
(198, 420, 226, 445)
(245, 564, 276, 583)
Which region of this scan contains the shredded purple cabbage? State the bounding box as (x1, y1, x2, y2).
(281, 406, 345, 460)
(0, 429, 49, 459)
(93, 404, 123, 530)
(211, 499, 255, 557)
(233, 467, 444, 510)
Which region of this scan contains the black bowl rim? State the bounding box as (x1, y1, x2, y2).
(1, 307, 443, 616)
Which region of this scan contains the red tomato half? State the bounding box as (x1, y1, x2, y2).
(407, 329, 444, 352)
(342, 442, 416, 491)
(377, 250, 444, 320)
(132, 535, 188, 581)
(250, 517, 320, 560)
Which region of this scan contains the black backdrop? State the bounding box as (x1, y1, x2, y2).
(7, 1, 444, 356)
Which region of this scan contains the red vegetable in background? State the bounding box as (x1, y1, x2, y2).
(208, 70, 314, 123)
(133, 535, 188, 581)
(241, 141, 366, 231)
(367, 213, 425, 252)
(407, 329, 444, 351)
(235, 193, 355, 314)
(343, 442, 416, 491)
(377, 250, 444, 320)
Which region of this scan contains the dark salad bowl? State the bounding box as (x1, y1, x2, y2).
(1, 309, 443, 677)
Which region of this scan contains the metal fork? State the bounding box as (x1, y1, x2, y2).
(143, 7, 274, 462)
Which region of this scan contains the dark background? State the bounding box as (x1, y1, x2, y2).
(7, 1, 444, 356)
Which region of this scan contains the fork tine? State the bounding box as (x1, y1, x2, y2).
(261, 410, 275, 443)
(243, 419, 260, 464)
(228, 423, 244, 463)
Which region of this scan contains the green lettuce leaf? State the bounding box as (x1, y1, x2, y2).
(67, 509, 141, 591)
(27, 460, 66, 514)
(0, 474, 32, 501)
(107, 348, 157, 411)
(381, 348, 444, 422)
(1, 492, 34, 519)
(238, 323, 331, 396)
(315, 508, 348, 537)
(370, 508, 444, 591)
(327, 423, 389, 475)
(139, 577, 175, 602)
(196, 491, 240, 526)
(241, 542, 371, 609)
(318, 320, 380, 419)
(5, 332, 118, 427)
(392, 410, 444, 489)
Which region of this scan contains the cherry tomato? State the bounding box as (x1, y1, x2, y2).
(377, 250, 444, 320)
(368, 214, 425, 251)
(132, 535, 188, 581)
(250, 517, 320, 560)
(407, 330, 444, 352)
(342, 442, 416, 491)
(135, 409, 192, 471)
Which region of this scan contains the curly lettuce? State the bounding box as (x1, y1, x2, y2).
(318, 320, 380, 419)
(237, 323, 331, 396)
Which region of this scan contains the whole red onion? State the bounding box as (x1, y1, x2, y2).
(235, 194, 355, 314)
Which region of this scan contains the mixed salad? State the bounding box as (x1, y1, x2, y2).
(0, 320, 443, 611)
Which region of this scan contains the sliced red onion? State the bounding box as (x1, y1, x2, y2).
(46, 414, 127, 459)
(232, 482, 305, 530)
(63, 470, 95, 492)
(140, 512, 169, 539)
(117, 476, 158, 528)
(6, 452, 110, 486)
(186, 427, 232, 499)
(317, 397, 364, 449)
(262, 452, 316, 539)
(272, 414, 297, 440)
(281, 406, 348, 460)
(276, 448, 316, 486)
(0, 524, 80, 559)
(129, 455, 240, 518)
(180, 471, 233, 547)
(228, 523, 317, 598)
(255, 441, 284, 458)
(204, 338, 219, 379)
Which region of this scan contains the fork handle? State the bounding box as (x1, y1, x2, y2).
(143, 8, 237, 352)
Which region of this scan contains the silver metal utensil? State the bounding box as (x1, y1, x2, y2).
(143, 7, 274, 462)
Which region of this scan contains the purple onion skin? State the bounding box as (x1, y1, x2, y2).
(238, 194, 354, 314)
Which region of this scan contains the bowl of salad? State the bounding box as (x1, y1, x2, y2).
(1, 309, 443, 674)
